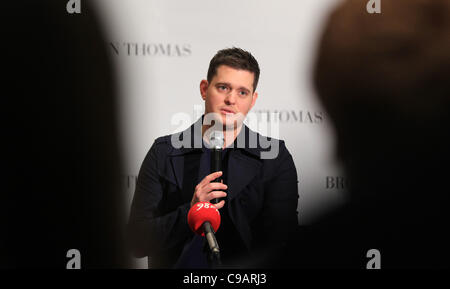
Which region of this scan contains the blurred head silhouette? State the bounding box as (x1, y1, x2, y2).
(314, 0, 450, 214)
(299, 0, 450, 268)
(2, 0, 129, 268)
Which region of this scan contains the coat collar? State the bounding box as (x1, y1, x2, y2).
(167, 116, 264, 159)
(165, 116, 266, 200)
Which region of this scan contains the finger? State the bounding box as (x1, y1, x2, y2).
(207, 191, 227, 200)
(214, 200, 225, 210)
(195, 183, 226, 201)
(198, 171, 223, 187)
(204, 182, 228, 192)
(194, 188, 226, 203)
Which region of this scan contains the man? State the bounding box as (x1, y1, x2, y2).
(127, 47, 299, 268)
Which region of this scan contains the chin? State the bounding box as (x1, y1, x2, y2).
(220, 114, 237, 125)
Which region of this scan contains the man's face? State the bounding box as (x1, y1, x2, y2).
(200, 65, 258, 129)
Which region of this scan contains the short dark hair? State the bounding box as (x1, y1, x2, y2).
(207, 47, 260, 92)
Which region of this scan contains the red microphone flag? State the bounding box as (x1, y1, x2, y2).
(187, 202, 221, 236)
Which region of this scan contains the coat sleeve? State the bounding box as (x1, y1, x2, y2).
(127, 140, 192, 264)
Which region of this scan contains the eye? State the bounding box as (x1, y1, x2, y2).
(218, 85, 228, 91)
(239, 90, 248, 96)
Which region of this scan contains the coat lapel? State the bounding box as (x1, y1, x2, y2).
(227, 150, 262, 201)
(169, 156, 184, 190)
(166, 119, 265, 198)
(166, 117, 203, 190)
(226, 126, 265, 250)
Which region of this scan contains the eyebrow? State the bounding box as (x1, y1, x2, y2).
(216, 82, 252, 92)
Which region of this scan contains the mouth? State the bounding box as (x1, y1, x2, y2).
(220, 108, 235, 115)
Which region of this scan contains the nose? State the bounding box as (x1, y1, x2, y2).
(224, 91, 236, 105)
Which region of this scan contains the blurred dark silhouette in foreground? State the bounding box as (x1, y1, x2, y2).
(290, 0, 450, 268)
(2, 1, 129, 268)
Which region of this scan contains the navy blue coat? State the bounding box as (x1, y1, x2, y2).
(127, 117, 299, 268)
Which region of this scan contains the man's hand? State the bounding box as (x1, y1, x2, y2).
(191, 171, 227, 209)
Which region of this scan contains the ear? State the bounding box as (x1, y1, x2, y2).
(250, 91, 258, 109)
(200, 80, 209, 100)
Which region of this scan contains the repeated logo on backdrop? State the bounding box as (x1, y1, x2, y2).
(253, 109, 323, 124)
(110, 42, 191, 57)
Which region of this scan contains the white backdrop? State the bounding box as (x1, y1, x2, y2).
(93, 0, 347, 268)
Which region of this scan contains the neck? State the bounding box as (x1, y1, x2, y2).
(202, 123, 243, 148)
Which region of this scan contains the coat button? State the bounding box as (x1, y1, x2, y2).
(240, 197, 247, 206)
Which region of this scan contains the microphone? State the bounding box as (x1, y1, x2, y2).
(187, 202, 221, 263)
(209, 131, 224, 204)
